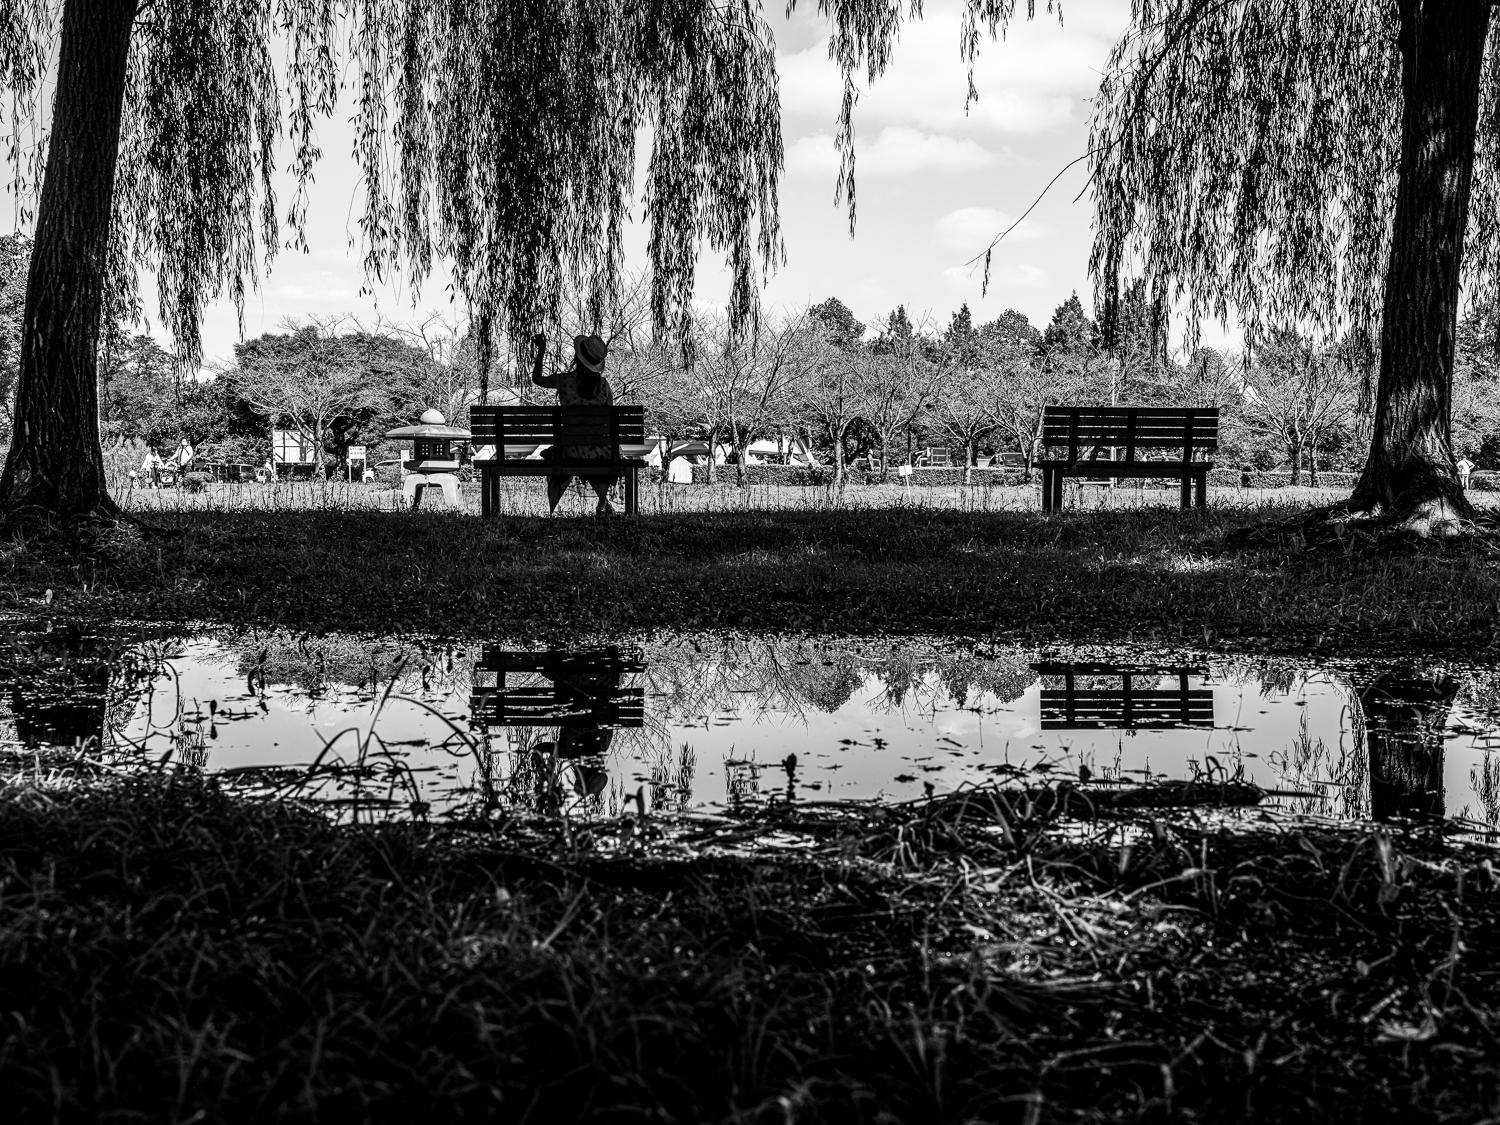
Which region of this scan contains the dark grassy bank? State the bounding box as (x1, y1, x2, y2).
(1, 777, 1496, 1123)
(3, 505, 1498, 655)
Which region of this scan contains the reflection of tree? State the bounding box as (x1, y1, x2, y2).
(0, 630, 175, 758)
(223, 632, 473, 700)
(1357, 668, 1457, 821)
(639, 636, 1037, 723)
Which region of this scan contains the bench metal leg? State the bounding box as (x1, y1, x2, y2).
(1041, 469, 1052, 511)
(624, 469, 638, 516)
(1179, 476, 1191, 508)
(1052, 471, 1064, 511)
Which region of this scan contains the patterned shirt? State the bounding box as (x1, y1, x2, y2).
(549, 365, 615, 461)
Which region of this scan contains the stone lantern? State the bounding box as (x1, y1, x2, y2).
(384, 408, 472, 509)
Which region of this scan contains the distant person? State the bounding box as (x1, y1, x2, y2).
(1457, 456, 1475, 489)
(532, 331, 618, 515)
(140, 448, 163, 488)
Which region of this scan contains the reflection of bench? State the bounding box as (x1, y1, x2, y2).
(470, 405, 648, 517)
(1034, 662, 1213, 729)
(470, 648, 645, 727)
(1036, 407, 1218, 511)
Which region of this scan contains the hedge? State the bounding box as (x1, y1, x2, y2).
(678, 464, 1034, 487)
(668, 463, 1368, 489)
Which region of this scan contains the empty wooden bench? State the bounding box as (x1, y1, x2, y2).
(470, 405, 648, 516)
(1036, 406, 1219, 511)
(1034, 662, 1213, 729)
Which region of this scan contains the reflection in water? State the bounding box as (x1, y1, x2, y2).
(1358, 668, 1457, 821)
(3, 625, 1497, 830)
(471, 648, 646, 817)
(1034, 662, 1213, 729)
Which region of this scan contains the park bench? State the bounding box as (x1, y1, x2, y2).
(470, 648, 646, 728)
(1036, 406, 1218, 511)
(1034, 661, 1213, 729)
(470, 405, 648, 517)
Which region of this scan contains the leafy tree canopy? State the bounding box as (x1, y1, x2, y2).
(1041, 293, 1094, 359)
(979, 308, 1041, 353)
(0, 0, 785, 368)
(809, 297, 865, 346)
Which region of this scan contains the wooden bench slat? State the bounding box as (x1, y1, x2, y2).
(1037, 405, 1219, 511)
(1040, 424, 1219, 438)
(470, 406, 647, 516)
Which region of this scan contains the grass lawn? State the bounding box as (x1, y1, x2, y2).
(0, 481, 1495, 656)
(1, 776, 1496, 1124)
(3, 486, 1499, 1123)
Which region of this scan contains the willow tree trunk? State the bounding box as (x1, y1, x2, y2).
(0, 0, 135, 520)
(1350, 0, 1490, 528)
(1357, 668, 1456, 822)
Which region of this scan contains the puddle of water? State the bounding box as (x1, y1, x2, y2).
(2, 626, 1498, 829)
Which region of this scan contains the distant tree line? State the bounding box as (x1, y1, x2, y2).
(2, 263, 1498, 486)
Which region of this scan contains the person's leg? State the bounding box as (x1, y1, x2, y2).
(548, 474, 570, 512)
(590, 475, 617, 515)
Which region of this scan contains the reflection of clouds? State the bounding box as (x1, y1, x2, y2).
(78, 631, 1500, 827)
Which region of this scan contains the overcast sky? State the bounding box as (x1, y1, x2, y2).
(141, 2, 1231, 364)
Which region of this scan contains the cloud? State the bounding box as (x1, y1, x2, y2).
(786, 128, 1003, 178)
(933, 206, 1047, 250)
(775, 8, 1122, 138)
(942, 262, 1048, 291)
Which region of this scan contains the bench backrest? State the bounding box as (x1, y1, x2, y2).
(470, 648, 646, 727)
(470, 405, 646, 455)
(1040, 406, 1219, 460)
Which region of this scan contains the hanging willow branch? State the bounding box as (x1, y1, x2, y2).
(1086, 0, 1417, 347)
(0, 0, 788, 368)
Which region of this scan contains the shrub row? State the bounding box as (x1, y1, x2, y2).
(665, 463, 1369, 490)
(677, 464, 1033, 487)
(1469, 470, 1500, 491)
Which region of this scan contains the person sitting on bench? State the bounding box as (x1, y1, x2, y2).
(532, 331, 619, 516)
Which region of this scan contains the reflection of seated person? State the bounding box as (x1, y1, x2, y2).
(533, 727, 612, 800)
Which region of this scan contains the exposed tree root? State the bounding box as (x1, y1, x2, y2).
(0, 502, 172, 546)
(1224, 495, 1498, 551)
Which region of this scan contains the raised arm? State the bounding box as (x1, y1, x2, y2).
(530, 332, 563, 388)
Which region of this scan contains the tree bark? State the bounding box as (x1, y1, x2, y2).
(1356, 668, 1456, 821)
(1350, 0, 1491, 528)
(0, 0, 136, 520)
(731, 420, 748, 488)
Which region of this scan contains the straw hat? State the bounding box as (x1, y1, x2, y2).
(573, 334, 608, 373)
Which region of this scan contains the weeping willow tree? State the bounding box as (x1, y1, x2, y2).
(798, 1, 1499, 531)
(1089, 0, 1500, 532)
(0, 0, 784, 520)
